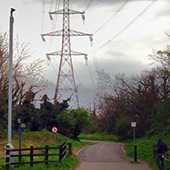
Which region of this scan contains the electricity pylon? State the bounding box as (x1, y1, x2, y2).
(41, 0, 93, 107)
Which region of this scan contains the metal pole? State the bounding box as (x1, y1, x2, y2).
(133, 127, 135, 146)
(133, 127, 137, 162)
(54, 134, 56, 147)
(8, 8, 15, 144)
(19, 132, 21, 164)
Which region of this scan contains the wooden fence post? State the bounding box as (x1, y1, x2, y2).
(59, 145, 62, 162)
(68, 143, 72, 156)
(45, 145, 49, 165)
(30, 146, 34, 167)
(5, 145, 10, 168)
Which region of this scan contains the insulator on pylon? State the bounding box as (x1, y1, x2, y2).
(41, 35, 46, 42)
(89, 36, 93, 46)
(81, 14, 85, 24)
(84, 55, 88, 65)
(46, 54, 51, 61)
(49, 14, 53, 20)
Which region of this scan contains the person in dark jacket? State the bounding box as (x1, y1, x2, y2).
(156, 138, 167, 170)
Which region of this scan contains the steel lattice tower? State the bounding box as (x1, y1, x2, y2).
(41, 0, 93, 107)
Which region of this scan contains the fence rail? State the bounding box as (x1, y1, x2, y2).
(4, 142, 72, 168)
(153, 144, 170, 162)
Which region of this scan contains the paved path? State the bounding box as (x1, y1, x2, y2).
(74, 140, 154, 170)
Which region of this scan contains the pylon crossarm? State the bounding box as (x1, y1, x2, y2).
(41, 30, 63, 37)
(70, 30, 92, 37)
(71, 51, 87, 56)
(46, 51, 87, 57)
(68, 9, 85, 15)
(49, 9, 64, 15)
(49, 9, 84, 15)
(46, 51, 62, 56)
(42, 30, 92, 37)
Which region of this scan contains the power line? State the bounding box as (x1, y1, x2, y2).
(84, 0, 94, 12)
(94, 0, 129, 34)
(41, 0, 45, 33)
(87, 63, 96, 90)
(96, 0, 157, 52)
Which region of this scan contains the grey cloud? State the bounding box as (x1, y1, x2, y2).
(154, 7, 170, 20)
(97, 51, 151, 76)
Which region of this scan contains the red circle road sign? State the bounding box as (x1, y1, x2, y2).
(51, 127, 58, 133)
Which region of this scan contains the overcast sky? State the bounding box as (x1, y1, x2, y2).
(1, 0, 170, 107)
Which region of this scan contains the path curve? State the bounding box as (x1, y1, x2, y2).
(74, 140, 154, 170)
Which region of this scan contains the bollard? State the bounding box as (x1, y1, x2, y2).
(5, 143, 14, 168)
(134, 145, 137, 162)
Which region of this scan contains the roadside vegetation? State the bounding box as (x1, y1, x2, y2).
(0, 130, 89, 170)
(125, 137, 170, 170)
(78, 133, 119, 142)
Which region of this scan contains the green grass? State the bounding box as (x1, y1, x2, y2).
(78, 133, 119, 142)
(0, 130, 88, 170)
(125, 137, 170, 170)
(0, 155, 79, 170)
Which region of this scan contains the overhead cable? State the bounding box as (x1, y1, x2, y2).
(41, 0, 45, 33)
(87, 64, 96, 90)
(96, 0, 157, 52)
(94, 0, 129, 34)
(84, 0, 94, 12)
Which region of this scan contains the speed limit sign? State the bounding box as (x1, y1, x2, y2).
(51, 127, 58, 133)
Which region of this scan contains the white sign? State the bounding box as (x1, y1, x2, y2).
(51, 127, 58, 133)
(131, 122, 136, 127)
(21, 123, 26, 128)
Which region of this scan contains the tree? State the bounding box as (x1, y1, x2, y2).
(56, 108, 91, 139)
(96, 66, 170, 138)
(0, 32, 10, 130)
(0, 31, 47, 131)
(14, 89, 40, 131)
(149, 43, 170, 77)
(39, 94, 56, 130)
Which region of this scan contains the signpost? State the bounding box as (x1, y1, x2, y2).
(17, 118, 25, 165)
(131, 122, 137, 162)
(51, 127, 58, 146)
(18, 127, 22, 165)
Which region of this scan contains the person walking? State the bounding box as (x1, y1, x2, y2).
(156, 138, 167, 170)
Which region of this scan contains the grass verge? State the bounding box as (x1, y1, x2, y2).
(78, 133, 119, 142)
(125, 137, 170, 170)
(0, 130, 88, 170)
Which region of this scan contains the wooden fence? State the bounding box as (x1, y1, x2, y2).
(4, 142, 72, 168)
(153, 144, 170, 161)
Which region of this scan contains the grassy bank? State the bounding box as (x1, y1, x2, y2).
(125, 137, 170, 170)
(79, 133, 170, 170)
(78, 133, 119, 142)
(0, 130, 88, 170)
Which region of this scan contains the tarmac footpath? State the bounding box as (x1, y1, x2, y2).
(74, 140, 155, 170)
(75, 162, 154, 170)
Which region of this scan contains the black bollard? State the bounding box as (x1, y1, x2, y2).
(134, 145, 137, 162)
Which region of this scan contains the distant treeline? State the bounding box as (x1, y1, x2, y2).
(89, 40, 170, 139)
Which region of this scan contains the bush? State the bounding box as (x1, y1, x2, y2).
(114, 116, 132, 139)
(56, 108, 91, 139)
